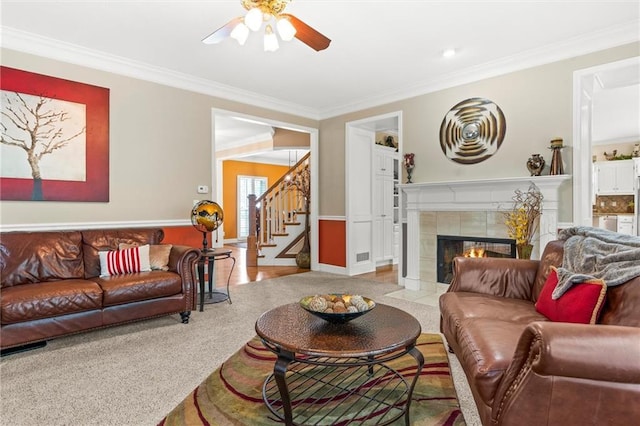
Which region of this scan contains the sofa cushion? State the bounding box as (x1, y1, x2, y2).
(440, 292, 547, 334)
(95, 271, 182, 307)
(99, 245, 152, 276)
(531, 239, 564, 303)
(0, 279, 103, 324)
(82, 229, 164, 278)
(535, 267, 607, 324)
(0, 231, 84, 288)
(599, 276, 640, 327)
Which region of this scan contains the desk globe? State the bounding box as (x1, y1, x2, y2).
(191, 200, 224, 252)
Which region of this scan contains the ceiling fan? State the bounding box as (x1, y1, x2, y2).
(202, 0, 331, 52)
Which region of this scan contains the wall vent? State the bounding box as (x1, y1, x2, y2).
(356, 252, 370, 262)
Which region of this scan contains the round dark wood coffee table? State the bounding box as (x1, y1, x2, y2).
(255, 302, 423, 426)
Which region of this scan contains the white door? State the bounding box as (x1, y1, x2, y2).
(346, 126, 374, 275)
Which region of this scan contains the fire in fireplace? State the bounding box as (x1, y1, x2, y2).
(437, 235, 516, 284)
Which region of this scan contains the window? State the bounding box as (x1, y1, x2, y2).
(237, 175, 267, 239)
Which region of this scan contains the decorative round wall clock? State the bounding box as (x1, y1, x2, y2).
(439, 97, 506, 164)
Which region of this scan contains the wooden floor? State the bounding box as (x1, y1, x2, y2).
(211, 245, 398, 287)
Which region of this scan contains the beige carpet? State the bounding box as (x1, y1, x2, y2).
(0, 271, 480, 425)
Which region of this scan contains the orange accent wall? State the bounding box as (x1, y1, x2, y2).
(162, 225, 206, 249)
(222, 160, 290, 240)
(319, 219, 346, 267)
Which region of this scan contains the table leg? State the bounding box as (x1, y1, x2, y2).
(226, 256, 236, 304)
(405, 346, 424, 426)
(274, 351, 295, 426)
(207, 255, 214, 299)
(197, 258, 205, 312)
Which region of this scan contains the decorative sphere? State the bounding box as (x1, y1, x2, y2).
(191, 200, 224, 233)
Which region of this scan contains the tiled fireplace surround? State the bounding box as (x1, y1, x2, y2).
(400, 175, 571, 292)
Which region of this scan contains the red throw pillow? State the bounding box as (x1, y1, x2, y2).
(535, 266, 607, 324)
(98, 244, 151, 277)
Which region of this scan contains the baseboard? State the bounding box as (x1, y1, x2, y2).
(1, 340, 47, 357)
(0, 220, 189, 232)
(317, 263, 347, 275)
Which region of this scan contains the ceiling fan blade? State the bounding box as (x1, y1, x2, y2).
(202, 17, 243, 44)
(281, 13, 331, 51)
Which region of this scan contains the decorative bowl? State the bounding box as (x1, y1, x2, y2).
(299, 294, 375, 324)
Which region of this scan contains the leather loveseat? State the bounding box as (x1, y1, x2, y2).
(440, 239, 640, 426)
(1, 228, 200, 352)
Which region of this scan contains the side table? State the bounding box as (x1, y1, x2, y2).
(196, 248, 235, 311)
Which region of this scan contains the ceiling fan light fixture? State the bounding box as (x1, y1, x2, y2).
(245, 7, 263, 31)
(230, 21, 250, 45)
(264, 25, 279, 52)
(204, 0, 330, 51)
(276, 16, 296, 41)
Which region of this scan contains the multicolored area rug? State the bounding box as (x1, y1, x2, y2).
(159, 333, 465, 425)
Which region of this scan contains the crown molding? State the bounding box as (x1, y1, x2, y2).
(0, 26, 320, 120)
(2, 21, 638, 122)
(318, 20, 640, 119)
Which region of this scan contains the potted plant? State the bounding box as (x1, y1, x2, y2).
(502, 184, 543, 260)
(287, 162, 311, 268)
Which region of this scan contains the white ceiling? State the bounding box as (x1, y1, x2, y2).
(1, 1, 639, 121)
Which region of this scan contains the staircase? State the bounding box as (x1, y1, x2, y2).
(247, 153, 310, 267)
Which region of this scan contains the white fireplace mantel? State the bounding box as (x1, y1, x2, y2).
(399, 175, 571, 290)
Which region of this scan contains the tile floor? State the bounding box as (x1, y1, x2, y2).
(384, 287, 447, 307)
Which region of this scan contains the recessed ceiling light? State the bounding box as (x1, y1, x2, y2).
(442, 48, 456, 58)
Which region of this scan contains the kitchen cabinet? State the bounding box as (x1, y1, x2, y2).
(373, 145, 399, 264)
(598, 215, 618, 232)
(617, 215, 634, 235)
(595, 160, 635, 195)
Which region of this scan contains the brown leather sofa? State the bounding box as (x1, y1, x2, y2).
(1, 228, 200, 352)
(440, 240, 640, 426)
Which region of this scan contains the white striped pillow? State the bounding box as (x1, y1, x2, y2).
(98, 244, 151, 277)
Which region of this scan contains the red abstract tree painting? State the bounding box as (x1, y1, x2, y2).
(0, 67, 109, 201)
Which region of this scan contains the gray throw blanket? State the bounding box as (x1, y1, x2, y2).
(553, 226, 640, 299)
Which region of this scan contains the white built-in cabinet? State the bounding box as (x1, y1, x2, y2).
(373, 145, 399, 264)
(346, 112, 401, 276)
(595, 160, 635, 195)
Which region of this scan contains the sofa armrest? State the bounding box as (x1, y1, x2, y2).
(168, 245, 201, 310)
(492, 321, 640, 425)
(449, 257, 539, 300)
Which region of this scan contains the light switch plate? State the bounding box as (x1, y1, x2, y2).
(197, 185, 208, 194)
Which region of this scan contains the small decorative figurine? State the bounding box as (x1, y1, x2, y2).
(526, 154, 545, 176)
(632, 144, 639, 158)
(549, 138, 565, 175)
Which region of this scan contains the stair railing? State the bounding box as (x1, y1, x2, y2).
(246, 152, 310, 266)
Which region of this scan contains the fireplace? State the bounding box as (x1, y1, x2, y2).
(437, 235, 516, 284)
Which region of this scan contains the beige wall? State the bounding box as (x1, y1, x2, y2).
(318, 42, 640, 222)
(273, 128, 310, 148)
(0, 48, 317, 227)
(2, 43, 639, 227)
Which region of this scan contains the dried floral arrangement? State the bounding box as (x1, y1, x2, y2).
(503, 184, 543, 246)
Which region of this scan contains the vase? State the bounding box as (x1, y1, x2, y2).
(406, 166, 414, 184)
(516, 243, 533, 260)
(526, 154, 545, 176)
